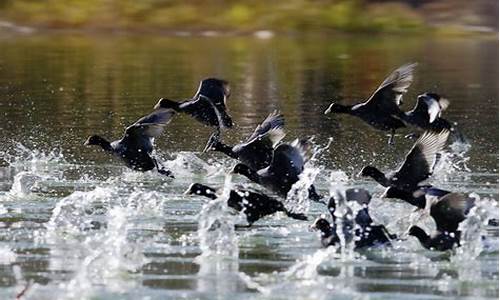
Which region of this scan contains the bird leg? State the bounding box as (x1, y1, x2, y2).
(381, 226, 397, 240)
(157, 168, 174, 178)
(153, 158, 174, 178)
(235, 224, 253, 230)
(308, 186, 326, 204)
(387, 130, 396, 145)
(203, 130, 221, 153)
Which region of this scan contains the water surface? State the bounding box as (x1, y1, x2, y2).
(0, 32, 498, 299)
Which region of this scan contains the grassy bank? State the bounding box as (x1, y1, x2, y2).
(0, 0, 426, 33)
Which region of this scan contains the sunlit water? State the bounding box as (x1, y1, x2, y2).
(0, 32, 498, 299)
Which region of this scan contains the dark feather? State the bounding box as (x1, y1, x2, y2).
(392, 129, 450, 189)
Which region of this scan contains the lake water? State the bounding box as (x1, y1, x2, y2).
(0, 32, 498, 299)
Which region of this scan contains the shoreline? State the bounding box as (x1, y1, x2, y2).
(0, 20, 497, 39)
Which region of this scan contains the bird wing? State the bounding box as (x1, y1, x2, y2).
(268, 140, 310, 177)
(361, 63, 417, 113)
(195, 78, 234, 128)
(438, 97, 450, 111)
(345, 188, 372, 205)
(194, 78, 230, 107)
(124, 108, 176, 139)
(423, 97, 443, 123)
(431, 193, 474, 232)
(393, 129, 450, 189)
(243, 110, 286, 147)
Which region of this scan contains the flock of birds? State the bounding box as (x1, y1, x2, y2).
(84, 63, 493, 252)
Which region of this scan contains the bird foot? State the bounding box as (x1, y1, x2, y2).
(203, 131, 221, 153)
(404, 133, 419, 140)
(158, 168, 174, 178)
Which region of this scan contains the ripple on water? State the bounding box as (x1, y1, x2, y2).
(0, 124, 497, 300)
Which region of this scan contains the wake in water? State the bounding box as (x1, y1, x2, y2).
(0, 114, 497, 300)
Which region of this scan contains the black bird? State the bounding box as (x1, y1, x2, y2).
(324, 63, 417, 144)
(184, 183, 307, 226)
(154, 78, 233, 131)
(384, 184, 499, 231)
(382, 185, 450, 209)
(360, 129, 450, 194)
(204, 110, 285, 171)
(399, 92, 452, 135)
(231, 138, 322, 202)
(84, 108, 175, 176)
(408, 192, 475, 251)
(311, 188, 394, 249)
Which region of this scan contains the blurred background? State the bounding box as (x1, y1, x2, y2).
(0, 0, 498, 34)
(0, 2, 498, 299)
(0, 0, 498, 171)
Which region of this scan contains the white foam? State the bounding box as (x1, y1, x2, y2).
(196, 174, 238, 258)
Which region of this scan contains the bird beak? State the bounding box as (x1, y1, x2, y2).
(84, 140, 90, 146)
(153, 98, 162, 110)
(202, 144, 211, 153)
(229, 165, 238, 174)
(183, 188, 191, 196)
(380, 189, 388, 198)
(308, 224, 317, 232)
(324, 103, 334, 114)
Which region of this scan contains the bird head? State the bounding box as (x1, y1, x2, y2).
(310, 216, 332, 235)
(84, 135, 106, 146)
(231, 163, 251, 176)
(359, 166, 379, 178)
(184, 183, 217, 200)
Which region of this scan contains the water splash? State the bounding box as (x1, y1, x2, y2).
(7, 171, 43, 197)
(328, 170, 350, 194)
(0, 246, 16, 264)
(164, 151, 221, 177)
(451, 194, 498, 281)
(433, 139, 472, 182)
(283, 247, 340, 280)
(61, 205, 146, 299)
(196, 174, 238, 258)
(327, 176, 364, 258)
(248, 247, 362, 299)
(44, 187, 117, 240)
(284, 166, 321, 214)
(283, 139, 333, 214)
(39, 187, 171, 299)
(2, 143, 67, 172)
(193, 174, 242, 296)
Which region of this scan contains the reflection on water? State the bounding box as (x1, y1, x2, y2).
(0, 33, 498, 299)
